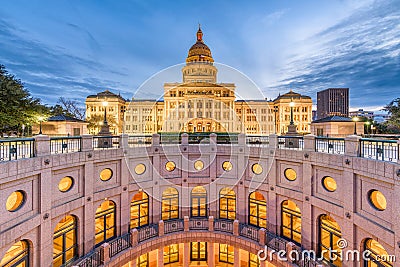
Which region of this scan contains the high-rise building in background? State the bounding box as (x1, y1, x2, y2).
(317, 88, 349, 119)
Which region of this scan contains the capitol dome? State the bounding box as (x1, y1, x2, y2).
(186, 26, 214, 63)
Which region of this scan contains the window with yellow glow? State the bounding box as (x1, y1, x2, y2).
(322, 176, 337, 192)
(284, 168, 297, 181)
(249, 191, 267, 228)
(130, 191, 149, 229)
(6, 190, 26, 212)
(53, 215, 77, 267)
(100, 168, 113, 181)
(252, 163, 263, 175)
(281, 200, 301, 244)
(164, 244, 179, 264)
(249, 252, 260, 267)
(0, 240, 29, 267)
(222, 161, 233, 171)
(368, 190, 387, 211)
(219, 244, 234, 264)
(194, 160, 204, 170)
(191, 186, 207, 218)
(58, 176, 74, 192)
(165, 161, 176, 172)
(364, 239, 393, 267)
(95, 200, 116, 246)
(219, 188, 236, 220)
(137, 253, 149, 267)
(319, 215, 342, 267)
(134, 164, 146, 175)
(162, 187, 179, 221)
(191, 242, 207, 261)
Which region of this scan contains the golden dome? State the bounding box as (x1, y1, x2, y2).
(186, 26, 214, 63)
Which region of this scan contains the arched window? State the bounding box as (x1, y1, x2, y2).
(191, 186, 207, 218)
(53, 215, 78, 267)
(130, 191, 149, 229)
(95, 200, 116, 246)
(249, 191, 267, 228)
(319, 215, 342, 266)
(364, 239, 393, 267)
(281, 200, 301, 244)
(162, 187, 179, 221)
(219, 188, 236, 220)
(0, 240, 29, 267)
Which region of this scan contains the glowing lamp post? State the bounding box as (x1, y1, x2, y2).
(289, 100, 295, 125)
(38, 116, 44, 135)
(352, 117, 359, 135)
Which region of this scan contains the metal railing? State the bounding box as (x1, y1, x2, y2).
(109, 233, 131, 258)
(0, 138, 35, 161)
(189, 218, 209, 230)
(160, 134, 181, 144)
(50, 136, 82, 154)
(315, 137, 345, 154)
(188, 133, 210, 144)
(214, 219, 234, 233)
(246, 135, 269, 146)
(278, 136, 304, 150)
(164, 219, 184, 234)
(93, 136, 120, 149)
(128, 135, 152, 147)
(266, 232, 287, 252)
(75, 247, 104, 267)
(217, 134, 238, 144)
(239, 223, 259, 242)
(138, 224, 158, 242)
(359, 138, 398, 162)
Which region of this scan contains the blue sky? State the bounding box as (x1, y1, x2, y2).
(0, 0, 399, 111)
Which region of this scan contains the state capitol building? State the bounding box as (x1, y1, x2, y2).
(86, 27, 312, 135)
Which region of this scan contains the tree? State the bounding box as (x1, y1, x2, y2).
(0, 65, 49, 135)
(50, 97, 85, 120)
(383, 98, 400, 131)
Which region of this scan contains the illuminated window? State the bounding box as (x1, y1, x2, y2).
(137, 253, 149, 267)
(252, 163, 263, 175)
(53, 215, 77, 267)
(194, 160, 204, 170)
(100, 168, 113, 181)
(95, 200, 116, 246)
(191, 186, 207, 218)
(0, 240, 29, 267)
(6, 190, 26, 212)
(322, 176, 337, 192)
(219, 244, 234, 264)
(164, 244, 179, 264)
(162, 187, 179, 221)
(281, 200, 301, 244)
(222, 161, 233, 171)
(249, 192, 267, 228)
(364, 239, 393, 267)
(165, 161, 176, 172)
(249, 252, 260, 267)
(284, 168, 297, 181)
(58, 176, 74, 192)
(191, 242, 207, 261)
(368, 190, 387, 211)
(130, 191, 149, 229)
(319, 215, 342, 266)
(134, 164, 146, 175)
(219, 188, 236, 220)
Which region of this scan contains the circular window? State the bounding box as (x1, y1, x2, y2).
(222, 161, 233, 171)
(284, 168, 297, 181)
(165, 161, 176, 172)
(252, 163, 263, 175)
(6, 191, 26, 212)
(134, 164, 146, 175)
(322, 176, 337, 192)
(194, 160, 204, 170)
(59, 176, 74, 192)
(100, 168, 113, 181)
(368, 190, 387, 211)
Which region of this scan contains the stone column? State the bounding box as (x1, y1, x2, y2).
(152, 133, 160, 146)
(233, 220, 239, 236)
(303, 134, 316, 152)
(102, 243, 110, 263)
(184, 216, 189, 232)
(344, 135, 361, 157)
(130, 228, 138, 247)
(158, 220, 164, 237)
(158, 248, 164, 267)
(34, 135, 50, 157)
(208, 216, 214, 231)
(268, 134, 278, 149)
(119, 133, 129, 149)
(81, 134, 93, 152)
(259, 228, 266, 246)
(184, 243, 190, 267)
(208, 242, 215, 266)
(238, 133, 246, 145)
(234, 247, 240, 267)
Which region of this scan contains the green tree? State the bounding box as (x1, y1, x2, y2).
(383, 98, 400, 131)
(87, 114, 117, 134)
(0, 65, 49, 135)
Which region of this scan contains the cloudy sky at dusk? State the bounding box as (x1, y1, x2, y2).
(0, 0, 399, 111)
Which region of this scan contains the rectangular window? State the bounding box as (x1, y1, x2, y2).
(219, 244, 234, 264)
(164, 244, 179, 264)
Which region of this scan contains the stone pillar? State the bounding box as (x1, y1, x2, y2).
(268, 134, 278, 149)
(208, 216, 214, 231)
(184, 243, 190, 267)
(130, 228, 138, 247)
(234, 247, 240, 267)
(344, 135, 361, 157)
(102, 243, 110, 263)
(210, 133, 217, 144)
(259, 228, 266, 246)
(238, 133, 246, 145)
(152, 133, 160, 146)
(181, 133, 189, 145)
(184, 216, 189, 231)
(81, 134, 93, 152)
(158, 220, 164, 237)
(208, 242, 215, 266)
(233, 220, 239, 236)
(158, 248, 164, 267)
(303, 134, 316, 152)
(285, 242, 296, 263)
(34, 135, 50, 157)
(119, 134, 129, 149)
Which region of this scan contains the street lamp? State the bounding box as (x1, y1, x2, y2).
(289, 100, 295, 125)
(352, 117, 359, 135)
(365, 121, 371, 135)
(38, 116, 44, 135)
(273, 105, 278, 134)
